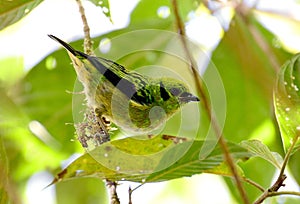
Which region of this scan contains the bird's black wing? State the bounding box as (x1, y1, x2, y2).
(48, 35, 154, 105)
(88, 56, 153, 105)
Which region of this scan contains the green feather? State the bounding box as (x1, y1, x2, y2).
(49, 35, 200, 134)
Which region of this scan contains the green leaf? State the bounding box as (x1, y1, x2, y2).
(240, 140, 283, 169)
(203, 161, 245, 177)
(88, 0, 111, 21)
(0, 0, 42, 30)
(274, 53, 300, 153)
(208, 14, 276, 142)
(52, 135, 251, 183)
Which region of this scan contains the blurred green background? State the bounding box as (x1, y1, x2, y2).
(1, 0, 300, 203)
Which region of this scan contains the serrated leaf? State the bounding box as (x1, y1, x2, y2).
(0, 0, 43, 30)
(274, 54, 300, 153)
(88, 0, 111, 21)
(52, 135, 251, 184)
(240, 140, 283, 169)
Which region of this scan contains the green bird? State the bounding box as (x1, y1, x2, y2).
(48, 35, 200, 135)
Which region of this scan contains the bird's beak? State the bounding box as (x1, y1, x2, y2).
(179, 92, 200, 103)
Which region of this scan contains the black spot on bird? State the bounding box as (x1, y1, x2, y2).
(160, 82, 170, 101)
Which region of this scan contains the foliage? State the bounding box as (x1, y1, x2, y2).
(0, 0, 43, 30)
(51, 135, 251, 183)
(1, 0, 300, 203)
(274, 53, 300, 153)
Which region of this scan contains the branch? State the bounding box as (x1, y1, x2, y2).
(268, 191, 300, 197)
(74, 1, 119, 203)
(128, 186, 133, 204)
(171, 0, 249, 203)
(75, 0, 93, 55)
(254, 174, 287, 204)
(254, 133, 299, 203)
(243, 177, 265, 192)
(106, 180, 120, 204)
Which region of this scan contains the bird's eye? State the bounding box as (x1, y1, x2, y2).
(169, 87, 181, 96)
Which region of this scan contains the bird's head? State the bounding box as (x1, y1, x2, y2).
(155, 78, 200, 110)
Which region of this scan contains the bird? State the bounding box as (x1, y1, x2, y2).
(48, 34, 200, 135)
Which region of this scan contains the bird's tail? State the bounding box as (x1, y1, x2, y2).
(48, 34, 88, 59)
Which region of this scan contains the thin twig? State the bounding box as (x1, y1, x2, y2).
(254, 174, 287, 204)
(268, 191, 300, 197)
(243, 177, 265, 192)
(171, 0, 249, 203)
(74, 1, 119, 203)
(75, 0, 93, 55)
(106, 180, 120, 204)
(254, 133, 299, 203)
(128, 186, 133, 204)
(278, 137, 299, 184)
